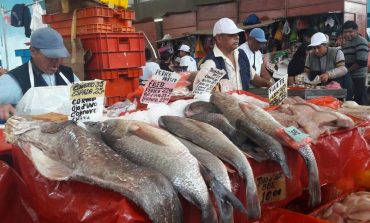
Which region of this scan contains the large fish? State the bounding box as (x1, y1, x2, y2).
(85, 119, 217, 223)
(184, 101, 221, 117)
(159, 116, 261, 220)
(236, 120, 291, 178)
(239, 103, 322, 207)
(5, 117, 183, 223)
(177, 137, 247, 223)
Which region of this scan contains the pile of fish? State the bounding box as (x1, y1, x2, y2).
(4, 92, 357, 223)
(339, 101, 370, 120)
(318, 191, 370, 222)
(268, 97, 355, 141)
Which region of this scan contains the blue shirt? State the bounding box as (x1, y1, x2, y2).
(0, 73, 80, 105)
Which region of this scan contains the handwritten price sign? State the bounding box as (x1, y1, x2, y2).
(69, 80, 106, 122)
(193, 67, 226, 94)
(268, 77, 287, 106)
(256, 171, 286, 204)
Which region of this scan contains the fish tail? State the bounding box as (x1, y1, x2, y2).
(245, 178, 261, 220)
(200, 202, 218, 223)
(280, 161, 292, 179)
(298, 145, 321, 207)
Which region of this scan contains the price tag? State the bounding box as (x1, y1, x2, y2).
(256, 171, 286, 204)
(140, 69, 180, 104)
(268, 77, 287, 106)
(69, 80, 106, 122)
(193, 67, 226, 94)
(284, 126, 310, 142)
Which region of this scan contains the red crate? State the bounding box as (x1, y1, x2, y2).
(79, 33, 144, 53)
(51, 24, 135, 37)
(87, 68, 142, 80)
(86, 51, 145, 70)
(47, 17, 132, 29)
(104, 76, 140, 97)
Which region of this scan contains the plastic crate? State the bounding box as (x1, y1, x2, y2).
(47, 17, 132, 29)
(103, 76, 140, 97)
(43, 7, 135, 23)
(79, 33, 144, 53)
(86, 51, 145, 70)
(51, 24, 135, 37)
(87, 68, 142, 80)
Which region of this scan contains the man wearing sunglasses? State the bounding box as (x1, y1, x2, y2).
(194, 18, 273, 92)
(299, 32, 348, 89)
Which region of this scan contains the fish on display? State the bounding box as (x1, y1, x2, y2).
(177, 137, 247, 223)
(184, 101, 221, 117)
(236, 119, 291, 178)
(85, 119, 217, 223)
(239, 103, 322, 207)
(158, 116, 261, 220)
(5, 117, 183, 223)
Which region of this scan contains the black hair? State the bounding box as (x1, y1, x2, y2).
(342, 21, 358, 30)
(145, 48, 152, 61)
(160, 51, 172, 61)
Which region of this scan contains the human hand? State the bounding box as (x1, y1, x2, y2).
(0, 68, 7, 76)
(0, 104, 16, 120)
(319, 73, 329, 83)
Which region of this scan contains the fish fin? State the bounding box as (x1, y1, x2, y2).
(225, 165, 237, 174)
(198, 163, 245, 222)
(41, 121, 75, 134)
(188, 119, 213, 132)
(230, 130, 248, 147)
(128, 125, 167, 146)
(26, 144, 74, 180)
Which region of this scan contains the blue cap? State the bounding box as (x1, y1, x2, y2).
(30, 27, 70, 58)
(249, 28, 267, 43)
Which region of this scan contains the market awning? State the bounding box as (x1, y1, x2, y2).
(186, 19, 279, 36)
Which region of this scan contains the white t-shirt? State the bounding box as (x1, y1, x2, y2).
(179, 55, 198, 72)
(239, 42, 263, 76)
(195, 44, 255, 91)
(141, 62, 160, 81)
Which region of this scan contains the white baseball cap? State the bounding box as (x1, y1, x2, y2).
(308, 32, 328, 47)
(213, 18, 244, 37)
(178, 44, 190, 52)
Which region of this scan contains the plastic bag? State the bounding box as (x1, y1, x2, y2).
(16, 86, 71, 116)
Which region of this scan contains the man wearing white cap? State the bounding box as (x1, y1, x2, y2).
(194, 18, 272, 91)
(0, 27, 79, 121)
(178, 44, 197, 72)
(299, 32, 348, 88)
(239, 28, 273, 84)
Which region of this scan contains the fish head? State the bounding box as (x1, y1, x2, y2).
(209, 92, 234, 108)
(84, 120, 118, 136)
(4, 116, 43, 145)
(184, 101, 220, 117)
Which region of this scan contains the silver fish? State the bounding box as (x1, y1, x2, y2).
(158, 116, 261, 220)
(5, 117, 183, 223)
(184, 101, 221, 117)
(85, 119, 217, 223)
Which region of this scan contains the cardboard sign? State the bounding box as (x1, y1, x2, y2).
(140, 69, 180, 104)
(193, 67, 226, 94)
(256, 171, 287, 204)
(268, 77, 287, 106)
(284, 126, 310, 143)
(69, 80, 106, 122)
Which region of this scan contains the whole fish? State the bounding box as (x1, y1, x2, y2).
(239, 103, 322, 207)
(5, 117, 183, 223)
(184, 101, 221, 117)
(209, 92, 247, 126)
(159, 116, 261, 220)
(189, 113, 247, 147)
(85, 119, 217, 223)
(235, 120, 291, 178)
(177, 137, 247, 223)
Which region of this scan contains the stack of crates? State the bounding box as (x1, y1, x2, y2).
(43, 7, 145, 106)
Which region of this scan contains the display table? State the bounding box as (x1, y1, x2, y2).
(0, 104, 369, 222)
(248, 88, 347, 100)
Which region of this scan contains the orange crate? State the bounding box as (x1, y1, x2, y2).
(47, 17, 132, 29)
(87, 68, 142, 80)
(105, 76, 140, 97)
(51, 24, 135, 37)
(86, 51, 145, 70)
(79, 33, 144, 53)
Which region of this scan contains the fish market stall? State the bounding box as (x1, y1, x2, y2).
(0, 92, 370, 223)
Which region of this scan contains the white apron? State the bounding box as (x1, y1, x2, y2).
(16, 62, 72, 116)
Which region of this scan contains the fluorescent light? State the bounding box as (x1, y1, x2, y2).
(154, 18, 163, 22)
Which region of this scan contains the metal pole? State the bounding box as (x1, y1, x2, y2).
(0, 4, 9, 69)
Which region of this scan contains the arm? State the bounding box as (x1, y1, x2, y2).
(320, 50, 347, 82)
(250, 72, 273, 88)
(0, 104, 16, 120)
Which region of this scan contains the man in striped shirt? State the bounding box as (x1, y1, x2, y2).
(342, 21, 369, 105)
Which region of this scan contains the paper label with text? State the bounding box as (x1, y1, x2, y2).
(69, 80, 106, 122)
(256, 171, 287, 204)
(268, 77, 287, 106)
(193, 68, 226, 94)
(140, 69, 180, 104)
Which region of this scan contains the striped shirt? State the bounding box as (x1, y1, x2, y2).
(342, 35, 369, 78)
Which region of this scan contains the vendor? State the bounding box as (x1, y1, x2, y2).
(0, 27, 79, 121)
(194, 18, 273, 91)
(178, 44, 198, 72)
(298, 32, 348, 87)
(239, 28, 273, 86)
